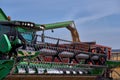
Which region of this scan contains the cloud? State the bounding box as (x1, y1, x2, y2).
(63, 0, 120, 24)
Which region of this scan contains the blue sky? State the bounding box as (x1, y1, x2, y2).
(0, 0, 120, 49)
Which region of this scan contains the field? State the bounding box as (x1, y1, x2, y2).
(111, 55, 120, 80)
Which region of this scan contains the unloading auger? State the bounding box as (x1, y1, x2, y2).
(38, 21, 80, 42)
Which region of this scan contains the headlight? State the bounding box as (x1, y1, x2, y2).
(27, 23, 31, 26)
(21, 22, 34, 27)
(30, 23, 34, 27)
(39, 26, 45, 30)
(22, 22, 25, 26)
(13, 21, 35, 28)
(25, 23, 27, 26)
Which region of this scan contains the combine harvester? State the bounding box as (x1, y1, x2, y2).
(0, 8, 120, 80)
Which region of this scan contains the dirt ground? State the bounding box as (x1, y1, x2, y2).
(111, 56, 120, 80)
(5, 75, 96, 80)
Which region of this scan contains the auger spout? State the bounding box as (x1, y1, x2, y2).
(36, 21, 80, 42)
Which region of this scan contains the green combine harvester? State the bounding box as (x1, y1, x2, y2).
(0, 8, 120, 80)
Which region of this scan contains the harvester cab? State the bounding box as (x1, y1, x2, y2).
(0, 20, 45, 59)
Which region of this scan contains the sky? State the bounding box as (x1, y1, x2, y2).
(0, 0, 120, 49)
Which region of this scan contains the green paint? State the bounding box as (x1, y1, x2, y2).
(106, 60, 120, 68)
(36, 21, 73, 30)
(0, 34, 11, 53)
(0, 60, 14, 80)
(0, 8, 8, 21)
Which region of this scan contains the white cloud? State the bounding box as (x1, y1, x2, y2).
(63, 0, 120, 24)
